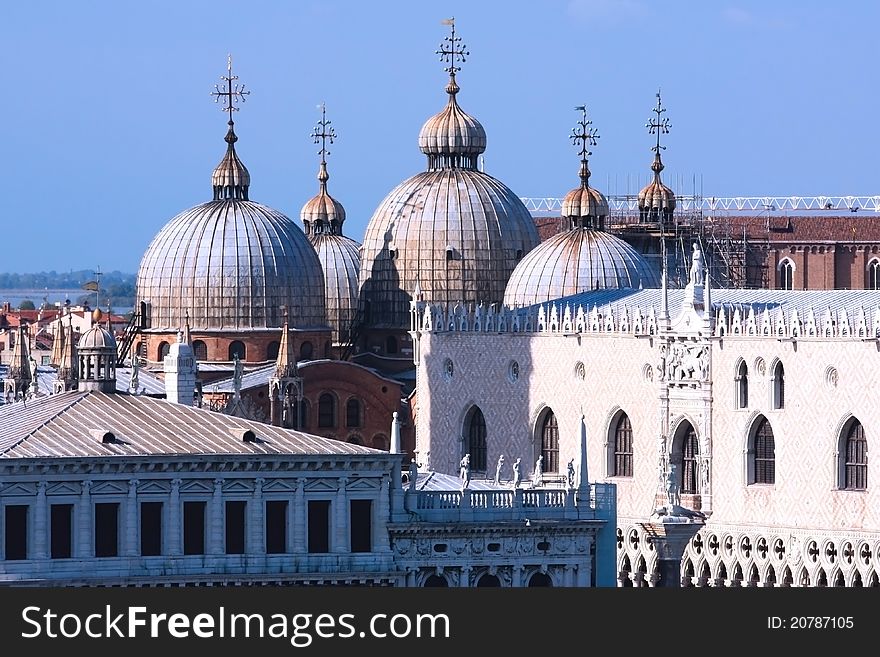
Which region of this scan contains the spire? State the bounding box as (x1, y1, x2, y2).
(274, 307, 297, 379)
(50, 317, 65, 368)
(54, 318, 79, 393)
(561, 105, 608, 229)
(4, 325, 33, 401)
(211, 55, 251, 201)
(577, 412, 590, 499)
(639, 90, 676, 223)
(301, 104, 346, 236)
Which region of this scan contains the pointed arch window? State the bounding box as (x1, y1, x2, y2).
(752, 417, 776, 485)
(771, 361, 784, 409)
(613, 413, 633, 478)
(867, 259, 880, 290)
(466, 407, 488, 472)
(681, 425, 699, 494)
(735, 360, 749, 409)
(346, 398, 362, 428)
(844, 420, 867, 490)
(540, 411, 559, 473)
(779, 259, 794, 290)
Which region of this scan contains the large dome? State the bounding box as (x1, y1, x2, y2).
(136, 121, 326, 332)
(358, 33, 539, 329)
(311, 234, 361, 344)
(359, 169, 539, 328)
(504, 228, 660, 307)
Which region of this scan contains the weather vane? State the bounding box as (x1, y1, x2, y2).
(310, 103, 336, 165)
(437, 17, 468, 78)
(571, 105, 600, 161)
(211, 54, 250, 125)
(646, 89, 671, 155)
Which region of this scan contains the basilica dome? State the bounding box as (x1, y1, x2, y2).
(504, 107, 658, 307)
(358, 32, 539, 329)
(136, 121, 326, 332)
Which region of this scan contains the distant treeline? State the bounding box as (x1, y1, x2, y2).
(0, 270, 136, 308)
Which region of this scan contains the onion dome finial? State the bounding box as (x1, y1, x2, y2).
(301, 103, 347, 236)
(638, 89, 676, 223)
(561, 104, 608, 229)
(210, 55, 251, 201)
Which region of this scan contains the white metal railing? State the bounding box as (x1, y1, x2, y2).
(521, 195, 880, 214)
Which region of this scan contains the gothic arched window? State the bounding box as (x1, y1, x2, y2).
(466, 406, 488, 472)
(844, 420, 867, 490)
(779, 259, 794, 290)
(540, 410, 559, 474)
(613, 413, 633, 478)
(752, 417, 776, 485)
(318, 393, 336, 429)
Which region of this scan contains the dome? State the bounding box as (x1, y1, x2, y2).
(137, 199, 327, 331)
(359, 28, 539, 328)
(311, 233, 362, 344)
(562, 178, 610, 222)
(359, 169, 540, 328)
(503, 229, 660, 307)
(638, 153, 676, 219)
(418, 78, 486, 167)
(301, 181, 346, 234)
(78, 310, 117, 350)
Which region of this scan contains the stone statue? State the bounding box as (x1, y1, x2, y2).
(29, 356, 39, 391)
(665, 463, 681, 508)
(459, 453, 471, 490)
(689, 242, 704, 286)
(533, 455, 543, 487)
(657, 344, 667, 382)
(232, 354, 243, 399)
(701, 457, 710, 491)
(512, 458, 522, 489)
(494, 454, 505, 485)
(129, 357, 140, 395)
(408, 459, 419, 491)
(566, 459, 576, 490)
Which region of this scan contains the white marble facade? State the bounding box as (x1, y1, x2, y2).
(411, 273, 880, 586)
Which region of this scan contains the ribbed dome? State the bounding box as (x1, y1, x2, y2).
(136, 200, 327, 331)
(562, 184, 610, 222)
(418, 81, 487, 161)
(310, 233, 361, 344)
(301, 162, 346, 236)
(638, 153, 676, 216)
(212, 124, 251, 200)
(78, 324, 117, 350)
(503, 228, 660, 307)
(359, 169, 539, 328)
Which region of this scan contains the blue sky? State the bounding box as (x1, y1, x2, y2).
(2, 0, 875, 273)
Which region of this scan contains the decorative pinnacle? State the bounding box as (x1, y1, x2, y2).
(571, 105, 599, 185)
(646, 89, 671, 159)
(211, 54, 250, 140)
(437, 17, 468, 92)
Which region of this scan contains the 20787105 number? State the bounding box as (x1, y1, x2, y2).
(789, 616, 853, 629)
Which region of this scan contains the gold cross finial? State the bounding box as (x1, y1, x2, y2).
(571, 105, 600, 161)
(211, 54, 250, 126)
(647, 89, 671, 155)
(437, 17, 468, 79)
(310, 102, 336, 165)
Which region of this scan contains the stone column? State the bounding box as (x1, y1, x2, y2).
(167, 479, 181, 556)
(33, 481, 48, 559)
(209, 478, 224, 555)
(248, 478, 265, 555)
(125, 479, 138, 557)
(334, 477, 348, 553)
(292, 478, 306, 553)
(511, 564, 523, 588)
(376, 475, 390, 552)
(77, 480, 92, 558)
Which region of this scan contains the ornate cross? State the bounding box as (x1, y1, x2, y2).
(571, 105, 600, 161)
(437, 17, 468, 78)
(646, 89, 671, 155)
(211, 55, 250, 124)
(310, 103, 336, 164)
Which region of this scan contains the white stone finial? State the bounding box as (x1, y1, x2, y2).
(390, 410, 401, 454)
